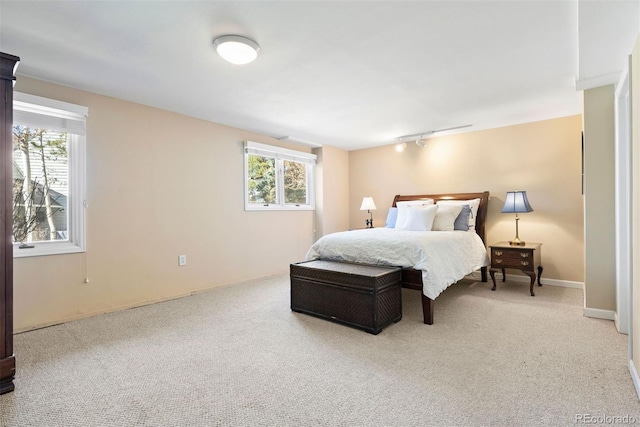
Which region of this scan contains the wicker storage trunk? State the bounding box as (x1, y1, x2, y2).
(290, 260, 402, 334)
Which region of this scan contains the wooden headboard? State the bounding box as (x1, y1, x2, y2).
(391, 191, 490, 245)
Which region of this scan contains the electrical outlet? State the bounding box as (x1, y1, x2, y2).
(178, 255, 187, 266)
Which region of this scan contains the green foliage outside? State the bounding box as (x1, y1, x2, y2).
(248, 155, 276, 203)
(283, 160, 307, 204)
(248, 155, 308, 205)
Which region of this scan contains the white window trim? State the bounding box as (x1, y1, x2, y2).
(12, 93, 87, 258)
(244, 141, 316, 211)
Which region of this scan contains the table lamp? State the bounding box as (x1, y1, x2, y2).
(360, 197, 377, 228)
(501, 190, 533, 246)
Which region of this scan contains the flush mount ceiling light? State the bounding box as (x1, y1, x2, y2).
(213, 35, 260, 65)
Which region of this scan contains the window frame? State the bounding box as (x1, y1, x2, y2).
(12, 92, 87, 258)
(244, 141, 316, 211)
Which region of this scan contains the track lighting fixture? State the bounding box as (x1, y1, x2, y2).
(394, 124, 473, 147)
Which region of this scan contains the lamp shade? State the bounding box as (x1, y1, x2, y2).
(360, 197, 377, 211)
(501, 191, 533, 213)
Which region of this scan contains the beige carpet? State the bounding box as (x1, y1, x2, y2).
(0, 274, 638, 426)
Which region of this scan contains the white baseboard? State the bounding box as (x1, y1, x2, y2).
(629, 359, 640, 400)
(502, 273, 583, 289)
(615, 312, 630, 335)
(583, 307, 616, 321)
(499, 273, 616, 323)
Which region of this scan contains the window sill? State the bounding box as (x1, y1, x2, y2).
(245, 205, 315, 211)
(13, 242, 85, 258)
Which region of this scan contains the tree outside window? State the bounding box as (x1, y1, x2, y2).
(283, 160, 307, 204)
(12, 126, 68, 245)
(247, 154, 276, 204)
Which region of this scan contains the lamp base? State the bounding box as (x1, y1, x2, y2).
(365, 211, 374, 228)
(509, 215, 526, 246)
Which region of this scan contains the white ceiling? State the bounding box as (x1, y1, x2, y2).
(0, 1, 638, 151)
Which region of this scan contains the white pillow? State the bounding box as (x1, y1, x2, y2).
(398, 205, 438, 231)
(432, 205, 463, 231)
(436, 198, 481, 231)
(395, 199, 434, 229)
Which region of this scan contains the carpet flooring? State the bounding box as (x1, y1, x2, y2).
(0, 274, 638, 426)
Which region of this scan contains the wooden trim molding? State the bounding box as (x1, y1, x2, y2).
(0, 51, 19, 395)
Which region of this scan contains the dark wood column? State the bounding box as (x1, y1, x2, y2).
(0, 52, 19, 395)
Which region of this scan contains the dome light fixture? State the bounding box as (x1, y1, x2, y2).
(213, 35, 260, 65)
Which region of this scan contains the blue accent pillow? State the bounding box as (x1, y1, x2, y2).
(385, 207, 398, 228)
(454, 205, 471, 231)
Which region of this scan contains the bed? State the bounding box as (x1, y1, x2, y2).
(305, 191, 490, 324)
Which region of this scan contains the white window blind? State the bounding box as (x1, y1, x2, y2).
(13, 92, 88, 136)
(245, 141, 316, 164)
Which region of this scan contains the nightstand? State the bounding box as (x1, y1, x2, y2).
(489, 242, 543, 296)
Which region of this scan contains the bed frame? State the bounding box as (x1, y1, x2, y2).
(391, 191, 490, 325)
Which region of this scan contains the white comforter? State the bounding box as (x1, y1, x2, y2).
(305, 228, 490, 299)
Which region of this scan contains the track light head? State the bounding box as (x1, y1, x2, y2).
(395, 142, 407, 152)
(415, 138, 426, 147)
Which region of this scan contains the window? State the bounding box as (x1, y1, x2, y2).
(12, 92, 87, 257)
(244, 141, 316, 210)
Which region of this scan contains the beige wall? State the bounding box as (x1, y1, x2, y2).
(348, 115, 584, 283)
(314, 145, 349, 240)
(13, 76, 317, 331)
(583, 85, 616, 312)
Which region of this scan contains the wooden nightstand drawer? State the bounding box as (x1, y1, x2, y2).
(492, 256, 535, 271)
(491, 248, 535, 271)
(489, 242, 543, 296)
(491, 248, 534, 260)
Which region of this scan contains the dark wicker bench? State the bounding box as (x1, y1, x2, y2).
(290, 260, 402, 334)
